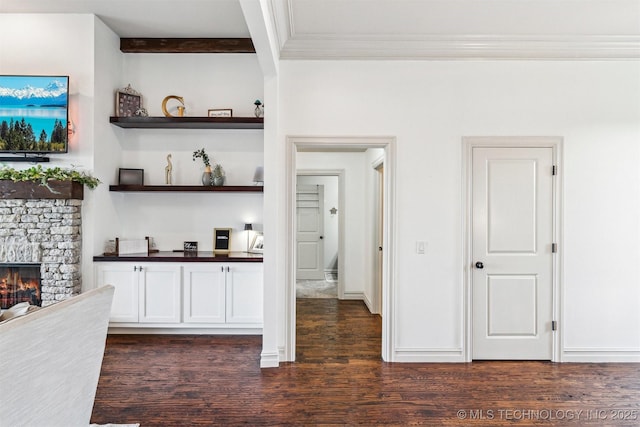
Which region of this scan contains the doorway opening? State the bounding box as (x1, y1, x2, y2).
(285, 136, 396, 362)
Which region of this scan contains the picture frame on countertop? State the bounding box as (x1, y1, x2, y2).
(184, 241, 198, 254)
(208, 109, 233, 118)
(249, 232, 263, 254)
(213, 228, 232, 254)
(117, 238, 149, 255)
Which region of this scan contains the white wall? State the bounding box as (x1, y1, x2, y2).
(122, 54, 263, 119)
(111, 53, 264, 252)
(296, 174, 339, 272)
(0, 14, 96, 169)
(87, 16, 124, 290)
(276, 60, 640, 362)
(0, 14, 102, 292)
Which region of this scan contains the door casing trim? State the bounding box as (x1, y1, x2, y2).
(462, 136, 563, 362)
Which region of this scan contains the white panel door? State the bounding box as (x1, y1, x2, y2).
(472, 147, 554, 360)
(138, 264, 182, 324)
(296, 184, 325, 280)
(183, 264, 226, 324)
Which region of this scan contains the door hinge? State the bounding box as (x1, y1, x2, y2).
(552, 320, 558, 331)
(552, 243, 557, 253)
(552, 165, 557, 175)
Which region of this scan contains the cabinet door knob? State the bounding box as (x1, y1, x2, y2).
(226, 266, 230, 272)
(221, 266, 224, 272)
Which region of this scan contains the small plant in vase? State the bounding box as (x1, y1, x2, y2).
(212, 163, 226, 186)
(193, 148, 213, 185)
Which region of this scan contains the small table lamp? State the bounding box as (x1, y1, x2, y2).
(253, 167, 264, 186)
(244, 223, 253, 253)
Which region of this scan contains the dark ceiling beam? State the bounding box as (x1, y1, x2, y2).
(120, 38, 255, 53)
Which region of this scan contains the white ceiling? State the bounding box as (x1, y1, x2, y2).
(272, 0, 640, 59)
(1, 0, 639, 59)
(0, 0, 250, 38)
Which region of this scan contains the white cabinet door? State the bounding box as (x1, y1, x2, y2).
(95, 262, 139, 323)
(95, 261, 262, 328)
(183, 264, 226, 323)
(225, 263, 263, 324)
(138, 264, 182, 324)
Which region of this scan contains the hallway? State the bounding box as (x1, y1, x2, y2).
(296, 298, 381, 362)
(295, 278, 338, 298)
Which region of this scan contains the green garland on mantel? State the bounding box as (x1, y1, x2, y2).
(0, 165, 101, 189)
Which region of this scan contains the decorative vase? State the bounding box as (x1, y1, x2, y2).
(213, 176, 225, 186)
(202, 166, 213, 186)
(254, 100, 263, 118)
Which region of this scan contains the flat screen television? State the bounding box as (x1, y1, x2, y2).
(0, 75, 69, 155)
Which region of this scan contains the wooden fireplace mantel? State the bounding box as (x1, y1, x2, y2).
(0, 180, 84, 200)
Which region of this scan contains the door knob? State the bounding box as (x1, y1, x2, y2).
(319, 236, 324, 239)
(475, 262, 484, 269)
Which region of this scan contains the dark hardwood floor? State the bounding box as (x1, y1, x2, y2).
(92, 299, 640, 426)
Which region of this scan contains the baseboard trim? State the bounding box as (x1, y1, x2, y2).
(393, 347, 465, 363)
(342, 291, 365, 300)
(260, 351, 280, 368)
(562, 348, 640, 362)
(362, 293, 374, 313)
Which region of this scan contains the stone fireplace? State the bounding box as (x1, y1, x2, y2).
(0, 181, 83, 307)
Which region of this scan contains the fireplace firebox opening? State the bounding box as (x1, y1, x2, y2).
(0, 264, 41, 309)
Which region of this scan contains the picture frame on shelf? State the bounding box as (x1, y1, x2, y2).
(208, 109, 233, 118)
(213, 228, 232, 254)
(115, 85, 142, 117)
(249, 232, 263, 254)
(118, 168, 144, 186)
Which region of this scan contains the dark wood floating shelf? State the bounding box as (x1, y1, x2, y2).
(109, 185, 263, 193)
(109, 116, 263, 130)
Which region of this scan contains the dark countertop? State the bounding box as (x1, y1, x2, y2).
(93, 251, 263, 263)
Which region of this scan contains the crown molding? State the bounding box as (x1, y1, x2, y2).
(269, 0, 293, 52)
(271, 0, 640, 60)
(278, 35, 640, 60)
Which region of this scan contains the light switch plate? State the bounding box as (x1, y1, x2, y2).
(416, 241, 426, 254)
